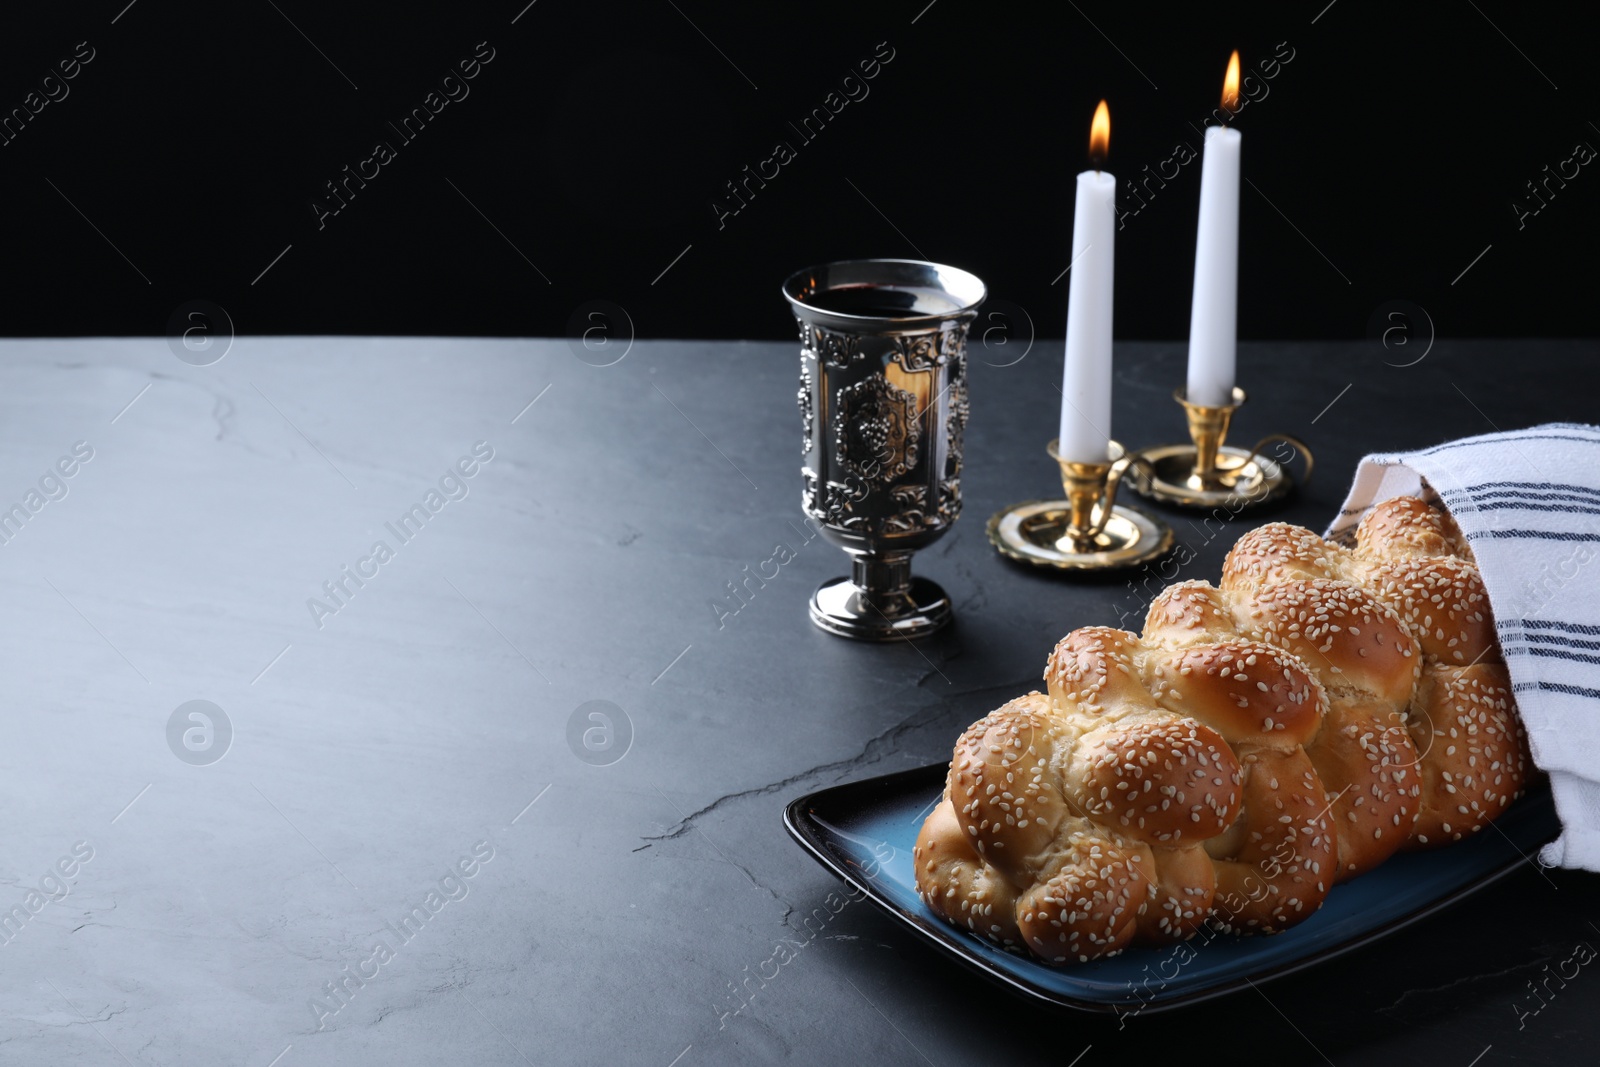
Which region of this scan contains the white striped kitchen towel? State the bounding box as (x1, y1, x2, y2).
(1328, 422, 1600, 871)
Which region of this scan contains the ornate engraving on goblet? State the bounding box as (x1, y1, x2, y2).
(782, 259, 986, 641)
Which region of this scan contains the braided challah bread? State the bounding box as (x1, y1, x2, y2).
(914, 496, 1530, 964)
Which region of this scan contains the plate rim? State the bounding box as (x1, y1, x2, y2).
(783, 762, 1555, 1015)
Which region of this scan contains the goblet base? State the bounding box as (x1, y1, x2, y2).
(809, 575, 952, 641)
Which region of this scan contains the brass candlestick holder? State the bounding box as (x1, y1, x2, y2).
(1128, 387, 1314, 510)
(987, 440, 1173, 571)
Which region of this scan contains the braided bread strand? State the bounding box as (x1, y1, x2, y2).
(914, 496, 1530, 964)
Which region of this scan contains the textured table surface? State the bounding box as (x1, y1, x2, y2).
(1, 337, 1597, 1066)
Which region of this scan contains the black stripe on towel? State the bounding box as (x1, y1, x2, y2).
(1512, 680, 1600, 701)
(1506, 644, 1600, 667)
(1418, 431, 1600, 457)
(1519, 631, 1600, 652)
(1450, 500, 1600, 517)
(1468, 529, 1600, 543)
(1465, 481, 1600, 502)
(1522, 620, 1600, 637)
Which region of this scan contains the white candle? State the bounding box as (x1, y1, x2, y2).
(1186, 53, 1242, 408)
(1059, 101, 1115, 464)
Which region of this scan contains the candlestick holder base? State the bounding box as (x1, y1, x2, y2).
(1127, 387, 1313, 511)
(987, 440, 1173, 572)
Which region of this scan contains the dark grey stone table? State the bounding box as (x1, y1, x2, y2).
(3, 337, 1596, 1066)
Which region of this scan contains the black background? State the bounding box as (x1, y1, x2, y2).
(1, 1, 1594, 342)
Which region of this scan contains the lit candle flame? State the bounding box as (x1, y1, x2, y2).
(1088, 99, 1110, 168)
(1221, 50, 1241, 115)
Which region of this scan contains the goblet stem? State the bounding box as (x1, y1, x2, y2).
(853, 553, 913, 609)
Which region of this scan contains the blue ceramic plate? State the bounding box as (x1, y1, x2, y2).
(784, 763, 1559, 1014)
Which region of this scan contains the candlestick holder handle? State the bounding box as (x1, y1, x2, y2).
(986, 440, 1172, 571)
(1126, 387, 1313, 511)
(1069, 446, 1149, 543)
(1238, 432, 1314, 487)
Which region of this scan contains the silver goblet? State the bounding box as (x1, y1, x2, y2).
(782, 259, 986, 641)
